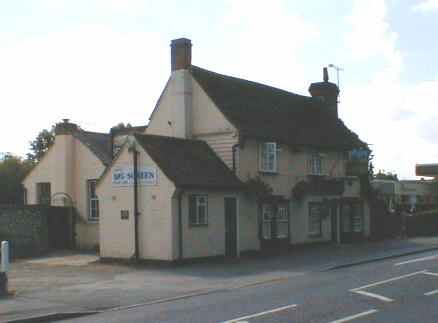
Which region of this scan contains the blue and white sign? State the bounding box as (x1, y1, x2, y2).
(112, 167, 157, 186)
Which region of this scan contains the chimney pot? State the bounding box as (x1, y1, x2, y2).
(323, 67, 329, 82)
(55, 119, 78, 135)
(171, 38, 192, 71)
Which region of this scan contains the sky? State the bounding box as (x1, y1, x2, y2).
(1, 0, 438, 179)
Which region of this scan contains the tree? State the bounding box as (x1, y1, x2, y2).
(0, 153, 32, 204)
(26, 127, 55, 163)
(374, 170, 399, 181)
(245, 176, 273, 201)
(110, 122, 132, 132)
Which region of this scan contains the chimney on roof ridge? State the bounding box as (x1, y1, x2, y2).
(170, 38, 192, 72)
(309, 67, 340, 119)
(55, 119, 78, 135)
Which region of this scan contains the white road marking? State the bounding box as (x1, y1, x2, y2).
(424, 271, 438, 277)
(395, 255, 438, 266)
(329, 309, 378, 323)
(220, 304, 297, 323)
(425, 289, 438, 296)
(351, 270, 427, 291)
(353, 290, 394, 302)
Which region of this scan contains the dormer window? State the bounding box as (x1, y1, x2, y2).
(259, 142, 278, 173)
(308, 152, 323, 175)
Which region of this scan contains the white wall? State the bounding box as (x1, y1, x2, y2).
(23, 134, 105, 250)
(180, 191, 259, 259)
(97, 140, 176, 260)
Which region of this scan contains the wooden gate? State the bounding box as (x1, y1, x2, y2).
(47, 207, 76, 250)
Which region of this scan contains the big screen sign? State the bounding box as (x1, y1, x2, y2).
(112, 167, 157, 186)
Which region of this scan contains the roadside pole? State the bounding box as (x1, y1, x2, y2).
(0, 241, 9, 296)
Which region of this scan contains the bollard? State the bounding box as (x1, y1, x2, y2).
(1, 241, 9, 273)
(0, 241, 9, 297)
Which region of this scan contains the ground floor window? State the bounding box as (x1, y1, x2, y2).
(341, 202, 363, 233)
(261, 203, 289, 240)
(276, 206, 289, 238)
(189, 195, 208, 226)
(87, 179, 99, 221)
(308, 202, 322, 237)
(36, 182, 51, 205)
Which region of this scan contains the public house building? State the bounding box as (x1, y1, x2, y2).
(24, 38, 371, 260)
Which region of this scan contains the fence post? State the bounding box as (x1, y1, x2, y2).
(0, 241, 9, 296)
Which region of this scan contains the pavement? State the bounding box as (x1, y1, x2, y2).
(1, 236, 438, 323)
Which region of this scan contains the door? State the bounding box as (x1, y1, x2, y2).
(225, 197, 238, 257)
(331, 203, 338, 242)
(261, 203, 289, 249)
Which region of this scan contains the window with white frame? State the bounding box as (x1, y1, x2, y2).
(276, 206, 289, 238)
(308, 152, 322, 175)
(259, 142, 277, 173)
(189, 195, 208, 226)
(87, 179, 99, 221)
(308, 202, 322, 237)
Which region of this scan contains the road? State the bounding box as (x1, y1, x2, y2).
(65, 250, 438, 323)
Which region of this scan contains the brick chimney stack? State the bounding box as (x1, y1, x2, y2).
(54, 118, 78, 135)
(309, 67, 340, 118)
(171, 38, 192, 72)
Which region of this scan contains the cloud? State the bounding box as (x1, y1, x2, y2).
(0, 25, 166, 156)
(412, 0, 438, 12)
(209, 0, 320, 94)
(339, 0, 438, 179)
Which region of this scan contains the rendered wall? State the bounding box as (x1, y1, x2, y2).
(180, 191, 259, 259)
(97, 142, 176, 260)
(22, 134, 105, 250)
(238, 139, 347, 195)
(73, 140, 105, 249)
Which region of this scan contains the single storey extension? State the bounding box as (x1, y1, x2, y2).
(97, 134, 255, 260)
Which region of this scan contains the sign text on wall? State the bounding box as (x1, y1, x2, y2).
(112, 167, 157, 186)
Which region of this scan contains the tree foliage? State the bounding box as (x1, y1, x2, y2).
(26, 127, 55, 163)
(374, 169, 399, 181)
(245, 176, 273, 201)
(111, 122, 133, 132)
(0, 153, 32, 204)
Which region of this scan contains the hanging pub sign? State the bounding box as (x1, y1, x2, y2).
(112, 167, 157, 186)
(346, 148, 369, 176)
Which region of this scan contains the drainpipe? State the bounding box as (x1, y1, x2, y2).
(232, 144, 239, 174)
(129, 145, 140, 261)
(178, 189, 185, 261)
(110, 128, 114, 158)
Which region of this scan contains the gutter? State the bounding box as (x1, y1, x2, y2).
(178, 189, 184, 260)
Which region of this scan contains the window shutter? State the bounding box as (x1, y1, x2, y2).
(189, 195, 197, 225)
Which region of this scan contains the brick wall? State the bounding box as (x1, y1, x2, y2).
(0, 205, 50, 258)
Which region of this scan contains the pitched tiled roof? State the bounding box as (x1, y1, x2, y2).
(73, 131, 112, 166)
(190, 66, 366, 150)
(416, 164, 438, 177)
(135, 134, 243, 189)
